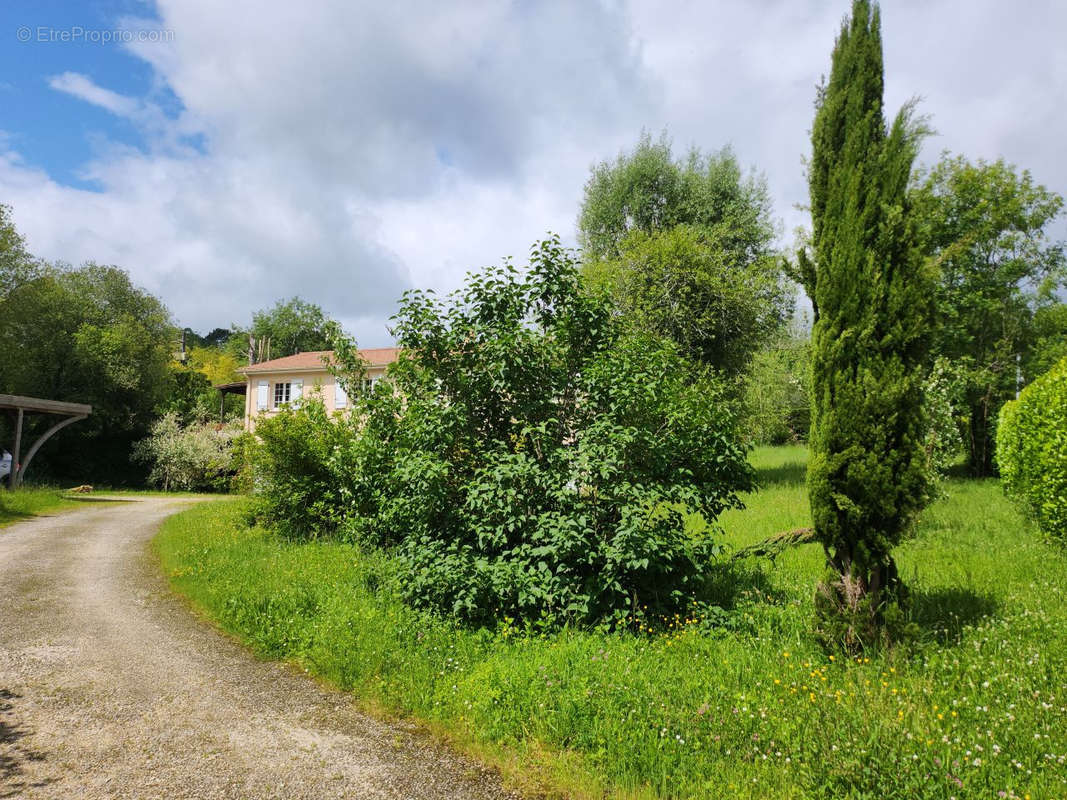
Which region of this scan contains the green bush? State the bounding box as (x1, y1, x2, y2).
(741, 329, 810, 445)
(254, 238, 753, 628)
(250, 400, 356, 539)
(133, 413, 242, 491)
(922, 356, 965, 481)
(997, 357, 1067, 540)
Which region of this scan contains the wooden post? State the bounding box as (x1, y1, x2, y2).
(10, 408, 23, 490)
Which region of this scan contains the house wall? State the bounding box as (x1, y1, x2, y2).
(242, 366, 388, 431)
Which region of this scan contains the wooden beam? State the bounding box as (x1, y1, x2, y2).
(0, 394, 93, 416)
(15, 414, 87, 489)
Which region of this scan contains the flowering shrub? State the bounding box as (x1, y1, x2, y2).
(253, 238, 753, 627)
(133, 413, 242, 491)
(997, 357, 1067, 541)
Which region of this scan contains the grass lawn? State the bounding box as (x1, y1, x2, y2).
(0, 486, 84, 528)
(154, 446, 1066, 799)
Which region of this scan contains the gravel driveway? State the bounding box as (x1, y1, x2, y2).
(0, 498, 519, 800)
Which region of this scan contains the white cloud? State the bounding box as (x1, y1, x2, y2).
(48, 71, 140, 117)
(1, 0, 1064, 343)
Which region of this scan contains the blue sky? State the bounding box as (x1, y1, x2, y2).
(1, 1, 167, 188)
(1, 1, 1065, 344)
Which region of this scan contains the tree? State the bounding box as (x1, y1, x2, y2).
(579, 133, 776, 264)
(0, 262, 174, 483)
(910, 155, 1066, 476)
(0, 203, 45, 300)
(578, 134, 790, 376)
(232, 297, 333, 362)
(1025, 303, 1067, 383)
(584, 225, 792, 377)
(801, 0, 934, 647)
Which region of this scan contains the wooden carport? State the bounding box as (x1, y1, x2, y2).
(214, 381, 246, 423)
(1, 394, 92, 489)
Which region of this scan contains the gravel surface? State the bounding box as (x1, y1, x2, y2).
(0, 498, 520, 800)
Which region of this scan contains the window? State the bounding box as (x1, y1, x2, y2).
(273, 382, 291, 406)
(361, 378, 375, 394)
(334, 379, 348, 408)
(256, 381, 269, 411)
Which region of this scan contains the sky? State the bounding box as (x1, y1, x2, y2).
(1, 0, 1065, 346)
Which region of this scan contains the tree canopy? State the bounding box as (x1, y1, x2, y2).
(578, 133, 777, 264)
(0, 203, 45, 300)
(578, 133, 790, 376)
(0, 262, 174, 483)
(233, 297, 334, 362)
(910, 154, 1066, 475)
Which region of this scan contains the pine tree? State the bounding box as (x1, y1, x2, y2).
(801, 0, 934, 648)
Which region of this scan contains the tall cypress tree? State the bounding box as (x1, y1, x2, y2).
(802, 0, 933, 648)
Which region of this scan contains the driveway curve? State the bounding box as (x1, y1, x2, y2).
(0, 498, 518, 800)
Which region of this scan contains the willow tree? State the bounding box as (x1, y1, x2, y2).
(800, 0, 934, 647)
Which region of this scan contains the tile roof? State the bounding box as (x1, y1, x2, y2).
(238, 348, 400, 374)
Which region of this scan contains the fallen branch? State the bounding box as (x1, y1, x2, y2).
(731, 527, 816, 562)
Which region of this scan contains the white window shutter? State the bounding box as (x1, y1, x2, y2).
(335, 379, 347, 408)
(257, 380, 268, 410)
(292, 379, 303, 408)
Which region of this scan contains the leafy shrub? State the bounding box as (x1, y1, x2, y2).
(250, 399, 356, 539)
(133, 413, 242, 491)
(997, 357, 1067, 540)
(255, 238, 753, 628)
(922, 356, 965, 480)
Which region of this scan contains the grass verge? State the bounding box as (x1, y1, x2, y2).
(0, 486, 83, 528)
(154, 447, 1066, 799)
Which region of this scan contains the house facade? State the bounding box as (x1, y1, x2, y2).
(237, 348, 400, 431)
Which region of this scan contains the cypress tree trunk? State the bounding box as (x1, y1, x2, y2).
(805, 0, 934, 649)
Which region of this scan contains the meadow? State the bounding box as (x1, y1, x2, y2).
(153, 446, 1066, 799)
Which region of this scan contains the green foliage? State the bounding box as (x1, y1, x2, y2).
(161, 363, 216, 424)
(1024, 302, 1067, 384)
(0, 203, 45, 300)
(997, 357, 1067, 541)
(254, 238, 753, 627)
(584, 225, 792, 377)
(578, 132, 776, 264)
(0, 261, 174, 484)
(804, 0, 934, 647)
(742, 323, 811, 444)
(157, 449, 1067, 800)
(922, 357, 965, 481)
(161, 345, 245, 426)
(231, 296, 334, 361)
(133, 412, 242, 492)
(578, 134, 790, 376)
(911, 154, 1066, 476)
(250, 399, 356, 539)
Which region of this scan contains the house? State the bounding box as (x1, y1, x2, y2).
(236, 348, 400, 431)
